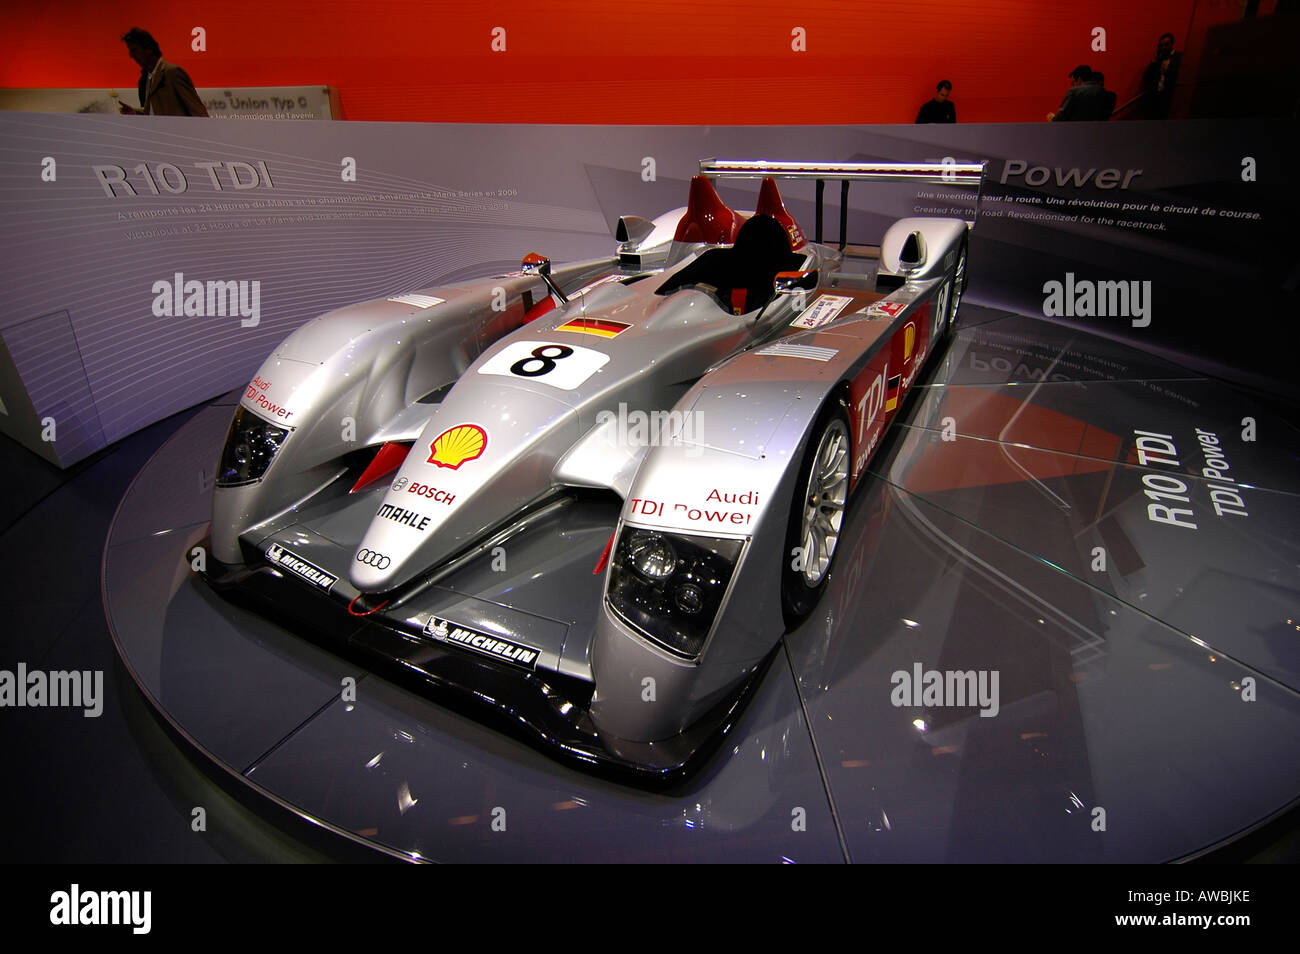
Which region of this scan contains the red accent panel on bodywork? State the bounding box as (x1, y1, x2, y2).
(523, 295, 556, 322)
(593, 529, 616, 575)
(349, 441, 412, 493)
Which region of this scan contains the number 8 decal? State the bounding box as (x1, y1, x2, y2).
(510, 344, 574, 377)
(478, 340, 609, 391)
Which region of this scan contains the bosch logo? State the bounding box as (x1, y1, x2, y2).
(391, 476, 408, 492)
(355, 549, 391, 569)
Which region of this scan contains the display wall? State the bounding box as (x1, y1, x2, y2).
(1, 0, 1252, 123)
(0, 113, 1293, 466)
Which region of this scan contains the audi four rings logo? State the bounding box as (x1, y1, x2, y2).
(355, 549, 391, 569)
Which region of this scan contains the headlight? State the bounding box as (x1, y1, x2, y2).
(606, 529, 744, 659)
(216, 407, 290, 487)
(628, 531, 677, 580)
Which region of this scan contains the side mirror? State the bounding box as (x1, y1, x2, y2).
(775, 269, 819, 292)
(616, 215, 655, 245)
(521, 252, 552, 276)
(521, 252, 567, 303)
(897, 231, 927, 272)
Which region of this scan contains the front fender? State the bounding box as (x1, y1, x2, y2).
(588, 371, 842, 743)
(210, 264, 614, 564)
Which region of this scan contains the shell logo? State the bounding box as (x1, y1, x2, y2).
(427, 424, 488, 469)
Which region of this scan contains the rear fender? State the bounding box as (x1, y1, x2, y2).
(879, 217, 968, 282)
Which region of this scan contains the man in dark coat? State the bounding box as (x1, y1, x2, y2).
(1048, 65, 1110, 122)
(1141, 33, 1181, 118)
(118, 27, 209, 117)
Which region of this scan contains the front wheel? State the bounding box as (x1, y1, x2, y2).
(781, 405, 851, 625)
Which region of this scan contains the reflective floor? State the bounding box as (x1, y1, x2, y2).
(24, 304, 1300, 861)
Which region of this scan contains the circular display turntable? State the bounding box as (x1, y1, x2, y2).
(104, 307, 1300, 862)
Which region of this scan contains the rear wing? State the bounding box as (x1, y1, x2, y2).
(699, 158, 986, 250)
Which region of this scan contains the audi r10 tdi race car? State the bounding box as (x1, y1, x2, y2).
(203, 159, 984, 783)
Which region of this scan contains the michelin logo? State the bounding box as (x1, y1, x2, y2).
(266, 543, 337, 590)
(423, 617, 540, 669)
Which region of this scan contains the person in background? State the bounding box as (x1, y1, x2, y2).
(1092, 71, 1117, 119)
(118, 27, 209, 116)
(915, 80, 956, 123)
(1048, 65, 1110, 121)
(1141, 32, 1181, 118)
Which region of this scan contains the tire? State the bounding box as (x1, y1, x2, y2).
(941, 240, 968, 340)
(781, 403, 852, 625)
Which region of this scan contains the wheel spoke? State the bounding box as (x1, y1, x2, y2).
(794, 417, 852, 590)
(819, 440, 847, 483)
(817, 434, 841, 480)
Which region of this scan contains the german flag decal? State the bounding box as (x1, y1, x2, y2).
(555, 317, 631, 338)
(885, 374, 902, 412)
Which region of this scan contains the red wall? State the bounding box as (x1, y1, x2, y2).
(4, 0, 1201, 123)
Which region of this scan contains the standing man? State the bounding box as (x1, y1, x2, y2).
(1092, 71, 1117, 120)
(916, 80, 956, 123)
(118, 28, 209, 117)
(1141, 32, 1181, 119)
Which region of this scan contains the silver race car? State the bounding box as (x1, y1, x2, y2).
(204, 159, 984, 782)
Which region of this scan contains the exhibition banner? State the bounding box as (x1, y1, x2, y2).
(0, 85, 338, 119)
(0, 114, 1291, 466)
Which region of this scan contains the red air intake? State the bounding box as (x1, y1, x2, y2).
(754, 176, 806, 250)
(673, 175, 744, 246)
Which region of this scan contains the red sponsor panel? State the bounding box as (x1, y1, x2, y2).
(848, 345, 893, 484)
(891, 302, 932, 399)
(847, 302, 932, 483)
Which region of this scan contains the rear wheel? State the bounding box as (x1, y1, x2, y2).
(942, 241, 968, 339)
(781, 405, 851, 625)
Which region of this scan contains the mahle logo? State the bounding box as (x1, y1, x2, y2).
(152, 271, 261, 327)
(1042, 272, 1152, 328)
